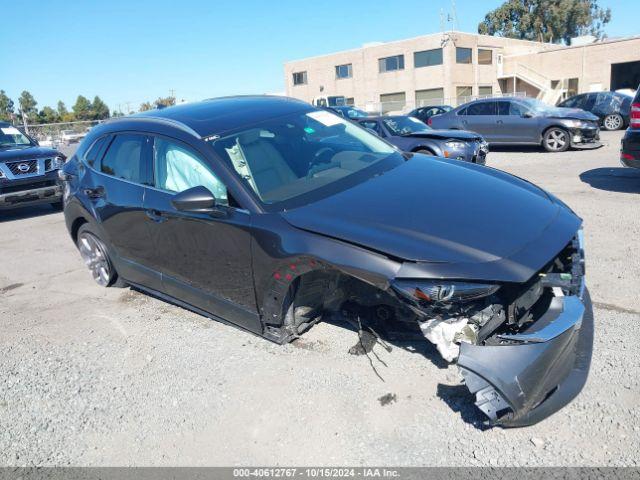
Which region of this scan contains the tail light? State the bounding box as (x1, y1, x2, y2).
(631, 102, 640, 128)
(427, 118, 433, 126)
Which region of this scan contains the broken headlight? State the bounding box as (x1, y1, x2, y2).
(392, 280, 499, 307)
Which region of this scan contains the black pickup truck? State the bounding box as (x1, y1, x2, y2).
(0, 122, 65, 211)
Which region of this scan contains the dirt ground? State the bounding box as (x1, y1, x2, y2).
(1, 130, 638, 466)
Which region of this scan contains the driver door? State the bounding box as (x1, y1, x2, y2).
(142, 135, 260, 333)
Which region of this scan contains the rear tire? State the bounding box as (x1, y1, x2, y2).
(602, 113, 623, 131)
(76, 224, 127, 288)
(543, 127, 570, 152)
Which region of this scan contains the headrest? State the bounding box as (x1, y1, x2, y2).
(239, 129, 261, 145)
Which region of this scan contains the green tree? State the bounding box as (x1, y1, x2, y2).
(18, 90, 38, 121)
(139, 101, 153, 112)
(91, 95, 110, 120)
(72, 95, 92, 120)
(0, 90, 15, 122)
(154, 96, 176, 108)
(478, 0, 611, 45)
(57, 100, 68, 117)
(38, 106, 60, 124)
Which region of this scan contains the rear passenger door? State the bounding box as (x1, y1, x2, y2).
(86, 133, 159, 288)
(460, 101, 499, 141)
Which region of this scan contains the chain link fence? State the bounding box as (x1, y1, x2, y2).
(19, 120, 104, 149)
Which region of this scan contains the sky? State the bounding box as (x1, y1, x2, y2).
(1, 0, 637, 113)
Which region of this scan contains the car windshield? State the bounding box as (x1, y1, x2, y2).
(208, 110, 402, 209)
(383, 116, 431, 135)
(342, 107, 368, 119)
(517, 98, 557, 114)
(0, 126, 34, 148)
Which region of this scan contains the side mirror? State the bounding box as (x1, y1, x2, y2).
(171, 186, 224, 215)
(522, 111, 534, 118)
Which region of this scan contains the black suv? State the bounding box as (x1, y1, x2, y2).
(621, 86, 640, 168)
(0, 122, 66, 210)
(61, 96, 592, 427)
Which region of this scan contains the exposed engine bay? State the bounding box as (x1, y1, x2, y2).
(279, 232, 589, 427)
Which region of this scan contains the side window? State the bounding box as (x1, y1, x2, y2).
(100, 134, 150, 185)
(496, 101, 510, 116)
(457, 107, 468, 116)
(153, 137, 228, 206)
(509, 102, 528, 116)
(582, 94, 596, 110)
(466, 102, 496, 115)
(85, 136, 109, 167)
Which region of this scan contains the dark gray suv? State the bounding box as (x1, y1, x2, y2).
(429, 97, 601, 152)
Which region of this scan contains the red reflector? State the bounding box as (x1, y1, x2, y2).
(427, 118, 433, 126)
(631, 103, 640, 128)
(414, 288, 431, 302)
(621, 152, 635, 160)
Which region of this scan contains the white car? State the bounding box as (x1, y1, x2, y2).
(60, 129, 86, 145)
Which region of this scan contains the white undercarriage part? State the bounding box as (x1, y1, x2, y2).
(419, 317, 479, 362)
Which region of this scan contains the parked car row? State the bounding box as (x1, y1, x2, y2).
(558, 91, 633, 131)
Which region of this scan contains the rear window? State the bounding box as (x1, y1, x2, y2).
(100, 134, 149, 185)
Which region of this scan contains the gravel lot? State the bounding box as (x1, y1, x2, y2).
(1, 131, 639, 466)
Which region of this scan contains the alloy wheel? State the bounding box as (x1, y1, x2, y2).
(545, 129, 568, 151)
(603, 114, 623, 131)
(78, 232, 113, 287)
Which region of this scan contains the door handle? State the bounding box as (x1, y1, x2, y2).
(83, 186, 105, 199)
(145, 209, 167, 223)
(496, 120, 504, 124)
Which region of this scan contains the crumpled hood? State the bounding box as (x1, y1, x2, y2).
(282, 158, 581, 281)
(404, 129, 482, 141)
(543, 107, 599, 122)
(0, 146, 60, 162)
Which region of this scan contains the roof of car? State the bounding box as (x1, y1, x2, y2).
(131, 95, 312, 138)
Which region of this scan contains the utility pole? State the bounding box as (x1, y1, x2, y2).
(125, 101, 131, 114)
(169, 89, 175, 99)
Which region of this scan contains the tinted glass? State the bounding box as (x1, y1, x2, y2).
(414, 49, 443, 68)
(379, 55, 404, 72)
(466, 102, 495, 115)
(478, 49, 492, 65)
(153, 138, 228, 205)
(456, 47, 472, 64)
(335, 64, 352, 79)
(0, 126, 33, 147)
(209, 110, 398, 207)
(497, 101, 527, 116)
(582, 94, 596, 110)
(560, 96, 581, 108)
(359, 121, 380, 133)
(85, 136, 108, 166)
(100, 134, 149, 184)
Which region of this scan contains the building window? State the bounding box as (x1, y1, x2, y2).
(380, 92, 406, 114)
(478, 49, 492, 65)
(415, 88, 444, 106)
(456, 47, 472, 64)
(335, 64, 352, 79)
(346, 97, 355, 106)
(479, 86, 493, 97)
(292, 71, 307, 85)
(379, 55, 405, 73)
(414, 48, 443, 68)
(567, 78, 579, 97)
(456, 86, 473, 99)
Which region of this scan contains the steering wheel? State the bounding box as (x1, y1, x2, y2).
(306, 147, 336, 177)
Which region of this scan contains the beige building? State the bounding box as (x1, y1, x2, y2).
(283, 31, 640, 113)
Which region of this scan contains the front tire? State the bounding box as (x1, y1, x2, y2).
(603, 113, 623, 131)
(543, 127, 570, 152)
(415, 149, 435, 156)
(76, 224, 126, 288)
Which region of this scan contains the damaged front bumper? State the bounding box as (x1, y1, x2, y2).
(391, 230, 592, 427)
(458, 289, 593, 427)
